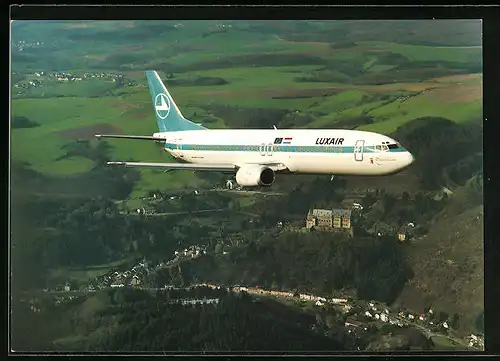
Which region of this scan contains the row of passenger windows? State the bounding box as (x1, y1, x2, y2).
(182, 145, 348, 152)
(174, 144, 399, 152)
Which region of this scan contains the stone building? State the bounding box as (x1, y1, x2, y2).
(306, 208, 353, 235)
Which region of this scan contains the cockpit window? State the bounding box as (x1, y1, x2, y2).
(382, 145, 389, 151)
(376, 145, 382, 150)
(388, 144, 399, 149)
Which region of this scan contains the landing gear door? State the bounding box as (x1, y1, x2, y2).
(354, 140, 365, 162)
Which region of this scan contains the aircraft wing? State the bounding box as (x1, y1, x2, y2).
(107, 161, 237, 172)
(106, 161, 291, 173)
(242, 162, 290, 172)
(95, 134, 166, 141)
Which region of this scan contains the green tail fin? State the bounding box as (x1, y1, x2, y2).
(145, 70, 207, 132)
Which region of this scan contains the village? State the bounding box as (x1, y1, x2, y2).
(42, 278, 483, 349)
(48, 243, 208, 294)
(12, 39, 45, 52)
(12, 70, 137, 96)
(36, 243, 483, 352)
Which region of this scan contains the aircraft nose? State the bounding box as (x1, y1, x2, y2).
(406, 152, 415, 166)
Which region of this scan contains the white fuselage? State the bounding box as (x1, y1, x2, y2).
(154, 129, 414, 176)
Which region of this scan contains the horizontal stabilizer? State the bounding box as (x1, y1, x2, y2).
(95, 134, 166, 141)
(106, 161, 236, 172)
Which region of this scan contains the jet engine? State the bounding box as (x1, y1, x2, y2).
(235, 165, 275, 187)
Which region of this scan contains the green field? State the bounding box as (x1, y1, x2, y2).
(361, 41, 482, 63)
(11, 20, 483, 199)
(431, 335, 469, 350)
(48, 257, 133, 285)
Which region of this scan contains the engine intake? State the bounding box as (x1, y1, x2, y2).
(235, 165, 275, 187)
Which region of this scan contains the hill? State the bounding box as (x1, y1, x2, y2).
(393, 186, 484, 336)
(12, 288, 347, 352)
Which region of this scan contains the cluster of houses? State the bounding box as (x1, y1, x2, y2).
(12, 40, 44, 52)
(13, 78, 42, 89)
(231, 285, 349, 307)
(49, 71, 125, 82)
(83, 259, 155, 291)
(136, 206, 156, 215)
(179, 298, 220, 306)
(12, 70, 137, 97)
(467, 334, 484, 348)
(394, 306, 454, 334)
(79, 248, 209, 292)
(359, 302, 405, 328)
(230, 283, 468, 344)
(174, 244, 208, 260)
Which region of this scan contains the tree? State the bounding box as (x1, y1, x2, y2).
(438, 311, 449, 323)
(215, 243, 223, 254)
(451, 313, 460, 330)
(475, 311, 484, 333)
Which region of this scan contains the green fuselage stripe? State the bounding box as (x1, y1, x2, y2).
(164, 143, 407, 154)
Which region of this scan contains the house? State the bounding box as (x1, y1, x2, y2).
(352, 202, 363, 210)
(397, 222, 417, 242)
(299, 294, 315, 301)
(397, 225, 409, 242)
(306, 209, 332, 229)
(345, 316, 366, 330)
(181, 298, 220, 305)
(306, 208, 352, 233)
(131, 276, 141, 286)
(331, 298, 348, 304)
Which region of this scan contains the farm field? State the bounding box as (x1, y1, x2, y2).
(11, 20, 482, 198)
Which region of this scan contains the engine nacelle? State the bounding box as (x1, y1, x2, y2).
(235, 165, 275, 187)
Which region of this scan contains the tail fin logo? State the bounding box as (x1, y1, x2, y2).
(155, 93, 171, 120)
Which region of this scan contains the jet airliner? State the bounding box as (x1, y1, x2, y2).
(95, 71, 414, 187)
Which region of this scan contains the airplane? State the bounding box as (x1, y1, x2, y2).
(95, 70, 414, 187)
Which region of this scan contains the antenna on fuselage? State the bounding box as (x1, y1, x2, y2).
(273, 125, 278, 130)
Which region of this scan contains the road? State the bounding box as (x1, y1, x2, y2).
(119, 208, 228, 217)
(116, 189, 286, 204)
(208, 189, 286, 196)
